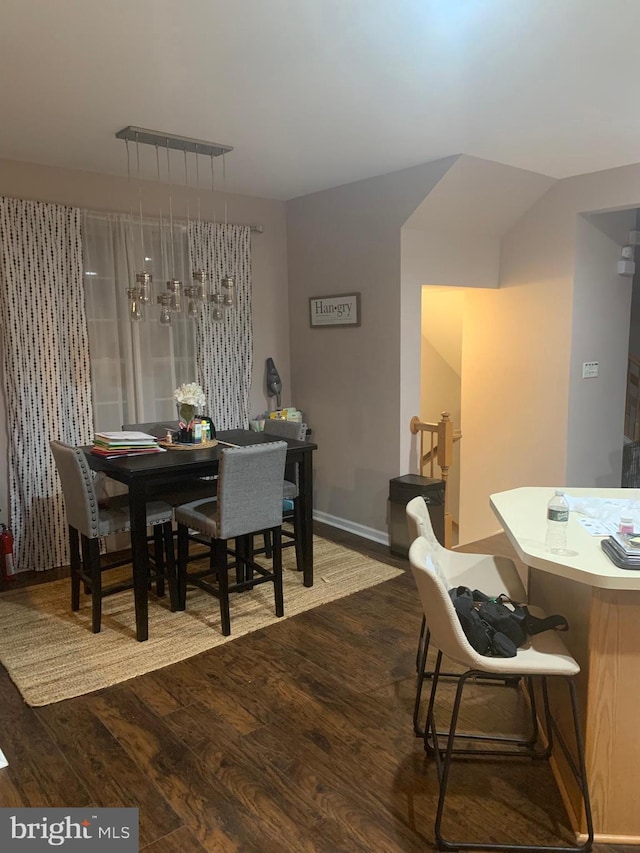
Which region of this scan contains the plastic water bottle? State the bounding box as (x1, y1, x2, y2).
(545, 489, 569, 553)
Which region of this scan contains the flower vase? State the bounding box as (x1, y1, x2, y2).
(178, 403, 196, 443)
(178, 426, 193, 444)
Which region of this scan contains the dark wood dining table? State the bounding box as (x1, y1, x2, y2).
(84, 428, 317, 641)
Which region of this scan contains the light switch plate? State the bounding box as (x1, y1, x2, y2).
(582, 361, 599, 378)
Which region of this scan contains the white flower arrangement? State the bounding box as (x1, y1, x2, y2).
(174, 382, 206, 408)
(174, 382, 206, 423)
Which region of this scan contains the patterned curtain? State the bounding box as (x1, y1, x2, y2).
(0, 198, 92, 571)
(188, 223, 252, 429)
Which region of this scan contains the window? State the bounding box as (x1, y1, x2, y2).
(82, 212, 197, 430)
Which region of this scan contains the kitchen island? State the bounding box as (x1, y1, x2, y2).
(491, 486, 640, 845)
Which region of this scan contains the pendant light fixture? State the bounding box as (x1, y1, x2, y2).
(124, 134, 153, 321)
(183, 148, 207, 319)
(208, 152, 224, 323)
(116, 126, 233, 325)
(220, 150, 236, 310)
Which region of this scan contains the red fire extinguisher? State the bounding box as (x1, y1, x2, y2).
(0, 524, 16, 581)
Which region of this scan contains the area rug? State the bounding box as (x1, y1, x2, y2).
(0, 537, 403, 707)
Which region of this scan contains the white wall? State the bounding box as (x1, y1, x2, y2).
(459, 166, 640, 541)
(403, 227, 500, 289)
(0, 158, 289, 525)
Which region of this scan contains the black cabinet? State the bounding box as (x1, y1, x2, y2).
(388, 474, 445, 557)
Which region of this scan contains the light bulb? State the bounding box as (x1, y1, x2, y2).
(192, 269, 207, 300)
(187, 299, 198, 319)
(128, 288, 143, 322)
(212, 306, 224, 322)
(221, 275, 235, 308)
(136, 271, 153, 305)
(159, 305, 171, 325)
(167, 278, 183, 312)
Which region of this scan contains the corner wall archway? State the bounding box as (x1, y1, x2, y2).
(400, 155, 555, 543)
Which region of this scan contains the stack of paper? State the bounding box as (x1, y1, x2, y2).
(92, 431, 164, 458)
(601, 531, 640, 569)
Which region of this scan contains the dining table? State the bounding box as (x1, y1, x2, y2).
(84, 428, 317, 642)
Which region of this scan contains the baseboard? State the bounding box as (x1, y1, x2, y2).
(313, 510, 389, 546)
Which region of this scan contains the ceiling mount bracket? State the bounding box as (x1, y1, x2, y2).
(115, 126, 233, 158)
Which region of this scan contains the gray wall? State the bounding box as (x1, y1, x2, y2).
(286, 157, 455, 537)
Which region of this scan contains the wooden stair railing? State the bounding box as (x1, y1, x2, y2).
(410, 412, 462, 548)
(625, 353, 640, 442)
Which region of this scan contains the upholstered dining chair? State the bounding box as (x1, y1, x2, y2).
(408, 536, 593, 852)
(261, 419, 307, 570)
(50, 440, 176, 633)
(406, 495, 526, 734)
(174, 441, 287, 635)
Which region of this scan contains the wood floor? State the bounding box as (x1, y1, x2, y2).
(0, 524, 632, 852)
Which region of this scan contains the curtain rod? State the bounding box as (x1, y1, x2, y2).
(86, 209, 263, 233)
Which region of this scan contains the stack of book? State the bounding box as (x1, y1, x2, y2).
(92, 431, 165, 459)
(601, 530, 640, 570)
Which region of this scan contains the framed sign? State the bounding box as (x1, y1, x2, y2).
(309, 292, 361, 328)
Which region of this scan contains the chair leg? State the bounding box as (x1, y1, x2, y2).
(153, 524, 165, 597)
(69, 525, 81, 612)
(566, 677, 594, 848)
(413, 626, 431, 736)
(263, 531, 273, 558)
(416, 614, 427, 672)
(235, 536, 253, 586)
(162, 521, 178, 611)
(272, 526, 284, 617)
(82, 535, 102, 633)
(428, 669, 594, 852)
(177, 523, 189, 610)
(433, 671, 469, 850)
(214, 538, 231, 636)
(244, 535, 255, 586)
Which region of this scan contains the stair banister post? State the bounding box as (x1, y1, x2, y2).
(438, 412, 454, 547)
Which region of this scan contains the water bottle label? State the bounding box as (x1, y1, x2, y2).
(547, 508, 569, 523)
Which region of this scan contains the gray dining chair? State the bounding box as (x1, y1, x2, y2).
(261, 419, 308, 570)
(174, 442, 287, 635)
(50, 440, 177, 633)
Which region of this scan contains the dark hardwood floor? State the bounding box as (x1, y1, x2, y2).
(0, 524, 631, 851)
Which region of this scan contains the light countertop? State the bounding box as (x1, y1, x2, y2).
(490, 486, 640, 590)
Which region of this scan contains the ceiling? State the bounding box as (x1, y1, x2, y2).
(2, 0, 640, 201)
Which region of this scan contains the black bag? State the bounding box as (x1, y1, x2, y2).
(448, 586, 569, 659)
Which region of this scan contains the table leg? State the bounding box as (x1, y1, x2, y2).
(129, 479, 149, 642)
(298, 451, 314, 587)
